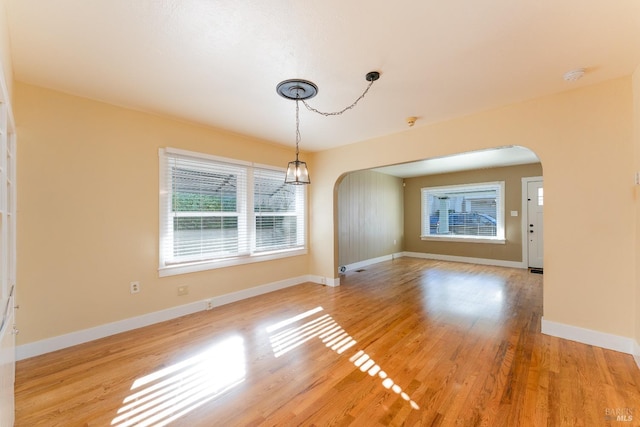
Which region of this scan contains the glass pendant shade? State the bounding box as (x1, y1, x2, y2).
(285, 159, 310, 184)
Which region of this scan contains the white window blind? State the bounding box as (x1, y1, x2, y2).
(253, 168, 305, 253)
(159, 148, 306, 275)
(421, 181, 505, 242)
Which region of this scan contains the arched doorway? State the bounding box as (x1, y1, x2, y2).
(336, 146, 542, 274)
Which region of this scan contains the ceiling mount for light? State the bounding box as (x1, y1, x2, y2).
(366, 71, 380, 82)
(276, 79, 318, 101)
(278, 71, 382, 185)
(563, 68, 585, 82)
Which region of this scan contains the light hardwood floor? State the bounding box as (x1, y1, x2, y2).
(15, 258, 640, 426)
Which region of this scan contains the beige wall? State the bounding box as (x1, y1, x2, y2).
(634, 65, 640, 349)
(404, 163, 542, 261)
(0, 0, 11, 99)
(311, 77, 635, 338)
(337, 170, 403, 266)
(15, 82, 310, 344)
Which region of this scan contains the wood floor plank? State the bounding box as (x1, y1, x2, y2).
(14, 258, 640, 426)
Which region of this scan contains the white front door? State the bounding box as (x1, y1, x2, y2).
(527, 180, 544, 269)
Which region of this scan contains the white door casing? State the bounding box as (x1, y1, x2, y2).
(0, 286, 15, 427)
(526, 180, 544, 269)
(0, 68, 16, 427)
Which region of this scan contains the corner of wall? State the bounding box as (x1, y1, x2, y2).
(633, 64, 640, 360)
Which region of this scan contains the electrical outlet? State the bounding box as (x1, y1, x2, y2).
(205, 299, 214, 310)
(320, 277, 326, 285)
(177, 286, 188, 296)
(130, 281, 140, 294)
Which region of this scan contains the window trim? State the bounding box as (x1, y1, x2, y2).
(420, 181, 506, 244)
(158, 148, 307, 277)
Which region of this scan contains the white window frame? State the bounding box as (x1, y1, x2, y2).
(159, 148, 307, 277)
(420, 181, 505, 244)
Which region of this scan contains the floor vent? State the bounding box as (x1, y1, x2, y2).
(355, 269, 366, 273)
(530, 268, 543, 274)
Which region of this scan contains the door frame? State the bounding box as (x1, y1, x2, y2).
(521, 176, 543, 269)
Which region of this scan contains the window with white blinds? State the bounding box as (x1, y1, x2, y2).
(159, 148, 306, 276)
(254, 168, 305, 252)
(421, 181, 505, 243)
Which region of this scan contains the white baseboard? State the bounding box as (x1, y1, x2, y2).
(326, 277, 341, 287)
(307, 275, 340, 287)
(402, 251, 526, 269)
(17, 275, 316, 360)
(339, 254, 397, 273)
(339, 251, 522, 272)
(541, 318, 636, 355)
(634, 340, 640, 369)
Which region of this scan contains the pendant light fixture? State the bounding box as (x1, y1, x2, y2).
(277, 71, 381, 185)
(277, 79, 317, 184)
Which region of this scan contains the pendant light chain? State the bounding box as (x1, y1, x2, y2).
(301, 78, 376, 117)
(295, 97, 301, 158)
(278, 71, 380, 185)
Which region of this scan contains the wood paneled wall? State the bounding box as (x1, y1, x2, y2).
(337, 170, 404, 267)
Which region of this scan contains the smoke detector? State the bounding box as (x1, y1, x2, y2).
(563, 68, 585, 82)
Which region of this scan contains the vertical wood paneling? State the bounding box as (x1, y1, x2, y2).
(337, 170, 403, 267)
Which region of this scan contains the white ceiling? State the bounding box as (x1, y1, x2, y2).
(372, 146, 540, 178)
(6, 0, 640, 156)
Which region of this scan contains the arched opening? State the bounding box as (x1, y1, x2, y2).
(335, 145, 543, 274)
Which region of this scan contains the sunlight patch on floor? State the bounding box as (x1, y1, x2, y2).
(111, 335, 245, 427)
(267, 307, 420, 410)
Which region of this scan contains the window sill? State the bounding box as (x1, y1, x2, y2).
(421, 235, 506, 244)
(159, 248, 307, 277)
